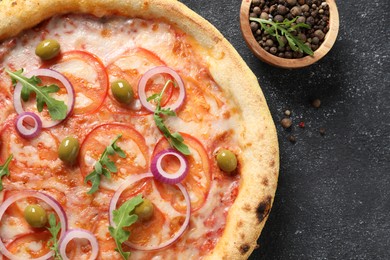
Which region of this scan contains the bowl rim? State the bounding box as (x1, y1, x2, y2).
(240, 0, 339, 69)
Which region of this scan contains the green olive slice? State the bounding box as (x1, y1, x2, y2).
(35, 39, 61, 60)
(58, 136, 80, 164)
(134, 199, 154, 221)
(216, 149, 238, 173)
(24, 204, 48, 228)
(111, 79, 134, 104)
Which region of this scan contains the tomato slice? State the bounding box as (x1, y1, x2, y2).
(105, 47, 174, 115)
(79, 123, 149, 191)
(113, 177, 186, 249)
(177, 76, 223, 123)
(0, 122, 61, 181)
(127, 206, 167, 246)
(43, 50, 109, 115)
(5, 231, 51, 258)
(152, 133, 211, 212)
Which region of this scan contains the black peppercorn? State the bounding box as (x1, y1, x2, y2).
(296, 16, 306, 23)
(311, 36, 319, 44)
(270, 46, 278, 54)
(288, 135, 297, 143)
(265, 39, 274, 46)
(281, 118, 292, 128)
(250, 22, 259, 31)
(286, 0, 297, 6)
(253, 6, 262, 15)
(301, 4, 310, 12)
(274, 15, 284, 23)
(277, 5, 288, 15)
(290, 6, 302, 17)
(314, 29, 325, 40)
(311, 98, 321, 108)
(285, 51, 293, 58)
(306, 16, 315, 25)
(260, 12, 269, 20)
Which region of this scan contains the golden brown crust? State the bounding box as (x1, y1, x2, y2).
(0, 0, 279, 259)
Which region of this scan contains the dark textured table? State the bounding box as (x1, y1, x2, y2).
(180, 0, 389, 259)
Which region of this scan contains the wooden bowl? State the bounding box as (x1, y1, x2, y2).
(240, 0, 339, 69)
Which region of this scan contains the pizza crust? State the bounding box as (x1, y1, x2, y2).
(0, 0, 279, 259)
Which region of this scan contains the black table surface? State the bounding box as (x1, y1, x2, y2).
(180, 0, 389, 259)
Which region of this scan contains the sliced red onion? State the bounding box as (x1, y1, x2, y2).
(0, 191, 68, 260)
(138, 66, 186, 112)
(109, 172, 154, 226)
(13, 68, 75, 128)
(151, 148, 189, 184)
(15, 112, 42, 139)
(59, 229, 99, 260)
(109, 173, 191, 250)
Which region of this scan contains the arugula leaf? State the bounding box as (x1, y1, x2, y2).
(108, 194, 143, 260)
(47, 213, 63, 260)
(249, 17, 314, 56)
(85, 135, 126, 194)
(0, 154, 13, 191)
(5, 69, 67, 120)
(148, 80, 190, 155)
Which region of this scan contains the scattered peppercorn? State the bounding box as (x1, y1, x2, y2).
(284, 110, 291, 116)
(319, 127, 326, 135)
(281, 118, 293, 128)
(311, 98, 321, 108)
(288, 135, 297, 143)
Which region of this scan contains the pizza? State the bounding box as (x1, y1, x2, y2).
(0, 0, 279, 259)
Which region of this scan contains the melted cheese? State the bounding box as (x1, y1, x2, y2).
(0, 14, 242, 259)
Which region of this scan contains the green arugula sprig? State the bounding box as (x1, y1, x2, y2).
(250, 17, 314, 56)
(108, 194, 143, 260)
(0, 154, 13, 191)
(147, 80, 190, 155)
(85, 135, 126, 194)
(47, 213, 63, 260)
(5, 69, 67, 120)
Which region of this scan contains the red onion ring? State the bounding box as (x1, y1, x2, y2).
(0, 191, 67, 260)
(13, 68, 75, 128)
(138, 66, 186, 112)
(109, 173, 191, 250)
(14, 112, 42, 139)
(151, 148, 189, 184)
(59, 229, 99, 260)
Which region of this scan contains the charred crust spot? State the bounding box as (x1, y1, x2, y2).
(269, 159, 275, 167)
(240, 233, 246, 239)
(256, 196, 272, 223)
(242, 203, 251, 212)
(262, 177, 269, 186)
(237, 220, 243, 228)
(11, 2, 17, 6)
(142, 1, 149, 9)
(239, 244, 250, 255)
